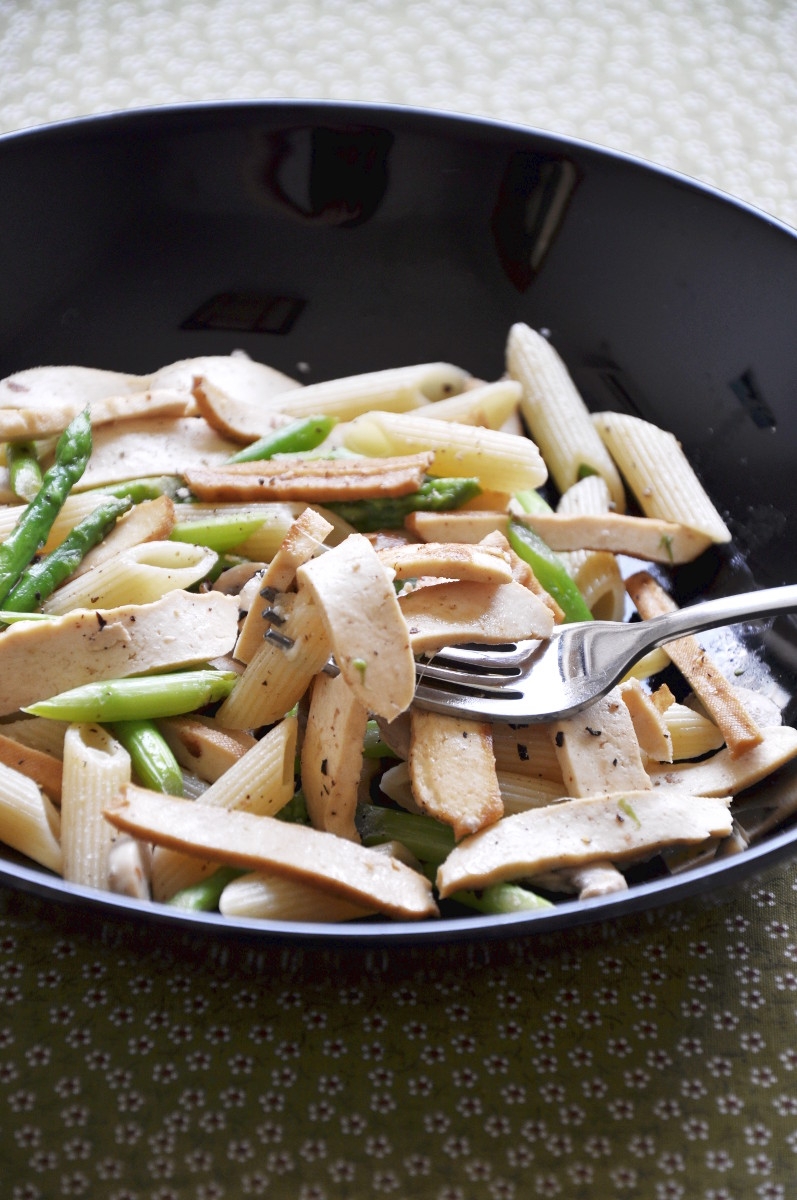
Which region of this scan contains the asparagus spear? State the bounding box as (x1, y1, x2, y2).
(227, 415, 337, 463)
(446, 879, 552, 914)
(109, 718, 185, 796)
(507, 518, 593, 623)
(170, 514, 264, 553)
(23, 670, 238, 722)
(0, 409, 92, 605)
(167, 866, 246, 911)
(6, 440, 43, 501)
(327, 476, 481, 533)
(87, 475, 185, 503)
(358, 803, 551, 914)
(2, 494, 132, 612)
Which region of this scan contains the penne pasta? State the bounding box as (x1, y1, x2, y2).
(42, 540, 218, 613)
(592, 410, 731, 543)
(0, 759, 62, 873)
(342, 410, 548, 494)
(506, 323, 626, 510)
(61, 723, 131, 889)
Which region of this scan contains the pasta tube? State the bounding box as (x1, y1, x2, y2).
(61, 723, 131, 889)
(506, 323, 625, 510)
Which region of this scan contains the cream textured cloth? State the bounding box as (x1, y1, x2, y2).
(1, 0, 796, 227)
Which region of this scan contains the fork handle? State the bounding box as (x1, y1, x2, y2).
(640, 583, 797, 648)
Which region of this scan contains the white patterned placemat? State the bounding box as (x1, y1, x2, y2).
(1, 0, 796, 228)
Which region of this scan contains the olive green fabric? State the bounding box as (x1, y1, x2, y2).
(4, 862, 797, 1198)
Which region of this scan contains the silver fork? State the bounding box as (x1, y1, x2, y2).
(412, 583, 797, 724)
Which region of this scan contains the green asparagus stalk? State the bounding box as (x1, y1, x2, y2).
(276, 788, 311, 826)
(328, 476, 481, 533)
(507, 518, 593, 623)
(357, 803, 456, 865)
(170, 514, 265, 553)
(363, 719, 400, 760)
(6, 441, 43, 501)
(109, 718, 184, 796)
(446, 880, 552, 914)
(23, 670, 238, 722)
(227, 415, 337, 463)
(0, 409, 92, 605)
(3, 495, 132, 612)
(167, 865, 246, 911)
(86, 475, 185, 503)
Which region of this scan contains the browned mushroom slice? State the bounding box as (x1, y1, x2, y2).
(436, 790, 733, 897)
(157, 716, 256, 784)
(626, 571, 763, 757)
(191, 373, 301, 442)
(405, 510, 509, 543)
(235, 507, 334, 664)
(0, 365, 151, 439)
(0, 590, 239, 716)
(77, 417, 238, 488)
(647, 725, 797, 794)
(302, 671, 368, 841)
(377, 541, 513, 585)
(512, 511, 713, 564)
(183, 452, 433, 503)
(408, 710, 503, 839)
(297, 533, 416, 721)
(398, 578, 554, 655)
(618, 678, 674, 763)
(549, 688, 651, 795)
(0, 734, 63, 803)
(105, 786, 439, 921)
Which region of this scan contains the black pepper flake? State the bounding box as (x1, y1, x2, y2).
(555, 731, 564, 747)
(320, 758, 328, 776)
(585, 726, 602, 737)
(517, 744, 529, 761)
(96, 613, 107, 630)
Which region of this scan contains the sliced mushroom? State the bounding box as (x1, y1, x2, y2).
(549, 688, 651, 795)
(408, 709, 503, 839)
(377, 541, 513, 585)
(106, 785, 439, 920)
(183, 452, 434, 504)
(627, 571, 763, 757)
(77, 416, 238, 488)
(399, 578, 554, 655)
(0, 590, 239, 716)
(647, 725, 797, 794)
(297, 533, 416, 721)
(302, 671, 368, 841)
(512, 510, 712, 565)
(436, 789, 733, 897)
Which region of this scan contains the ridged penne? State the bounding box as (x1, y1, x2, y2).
(506, 323, 626, 510)
(219, 871, 375, 922)
(342, 410, 547, 494)
(0, 759, 62, 873)
(275, 362, 470, 420)
(592, 410, 731, 543)
(555, 476, 626, 621)
(61, 724, 131, 889)
(151, 715, 298, 901)
(42, 540, 218, 613)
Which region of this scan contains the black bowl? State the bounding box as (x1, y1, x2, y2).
(2, 100, 797, 945)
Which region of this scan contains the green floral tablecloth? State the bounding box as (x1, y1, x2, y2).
(4, 863, 797, 1200)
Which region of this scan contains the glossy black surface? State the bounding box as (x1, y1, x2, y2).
(1, 101, 796, 943)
